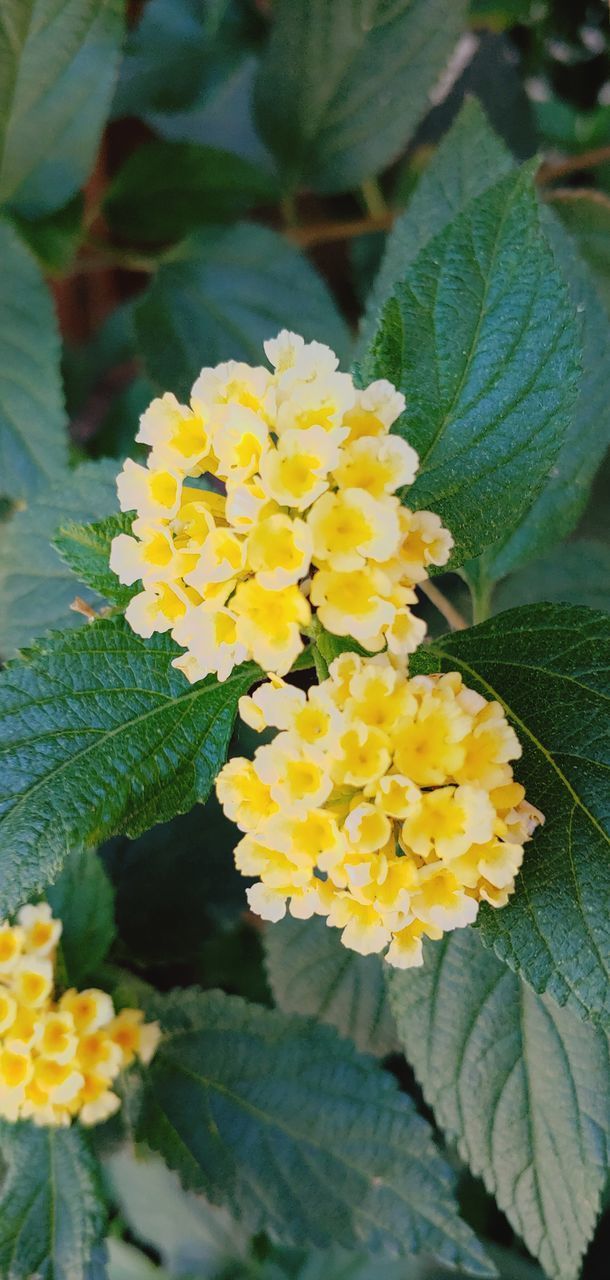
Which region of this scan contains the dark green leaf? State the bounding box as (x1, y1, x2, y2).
(265, 916, 397, 1057)
(494, 540, 610, 614)
(549, 190, 610, 316)
(105, 142, 278, 243)
(413, 604, 610, 1027)
(0, 459, 119, 659)
(54, 512, 135, 609)
(363, 166, 581, 566)
(360, 98, 513, 353)
(0, 220, 67, 500)
(0, 0, 124, 217)
(0, 618, 258, 914)
(101, 799, 244, 964)
(390, 928, 610, 1280)
(136, 224, 350, 398)
(11, 194, 84, 272)
(467, 210, 610, 584)
(139, 988, 493, 1274)
(0, 1120, 106, 1280)
(47, 846, 115, 985)
(254, 0, 468, 193)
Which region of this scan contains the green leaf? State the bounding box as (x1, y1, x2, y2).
(0, 1120, 106, 1280)
(390, 928, 610, 1280)
(0, 618, 258, 914)
(11, 193, 84, 272)
(254, 0, 468, 194)
(494, 539, 610, 614)
(47, 846, 116, 985)
(264, 916, 397, 1057)
(103, 1147, 250, 1275)
(363, 166, 581, 567)
(105, 141, 278, 243)
(549, 190, 610, 316)
(467, 210, 610, 584)
(53, 511, 135, 609)
(0, 0, 124, 217)
(413, 603, 610, 1027)
(136, 223, 351, 399)
(360, 98, 513, 353)
(0, 219, 67, 500)
(106, 1239, 166, 1280)
(101, 799, 245, 964)
(0, 459, 119, 659)
(138, 988, 493, 1274)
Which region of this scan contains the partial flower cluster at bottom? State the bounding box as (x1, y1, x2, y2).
(0, 904, 159, 1127)
(216, 654, 544, 968)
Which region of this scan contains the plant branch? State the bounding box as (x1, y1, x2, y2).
(286, 211, 394, 248)
(537, 144, 610, 185)
(419, 581, 468, 631)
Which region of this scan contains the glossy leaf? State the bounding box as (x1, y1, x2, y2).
(413, 604, 610, 1027)
(255, 0, 468, 193)
(0, 619, 258, 914)
(265, 916, 397, 1057)
(138, 988, 493, 1274)
(390, 929, 610, 1280)
(0, 220, 67, 500)
(136, 223, 351, 398)
(0, 1120, 106, 1280)
(363, 166, 581, 566)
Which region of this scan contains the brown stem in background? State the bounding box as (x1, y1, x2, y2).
(537, 144, 610, 185)
(419, 581, 468, 632)
(286, 211, 395, 248)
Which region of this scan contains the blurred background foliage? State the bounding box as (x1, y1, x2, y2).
(1, 2, 609, 1277)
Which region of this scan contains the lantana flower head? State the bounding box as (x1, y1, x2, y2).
(111, 333, 453, 681)
(0, 903, 160, 1127)
(216, 655, 544, 968)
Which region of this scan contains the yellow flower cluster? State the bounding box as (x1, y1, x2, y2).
(0, 904, 160, 1127)
(111, 332, 453, 681)
(216, 654, 544, 967)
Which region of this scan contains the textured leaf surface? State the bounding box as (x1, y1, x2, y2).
(0, 619, 258, 914)
(390, 929, 610, 1280)
(264, 916, 397, 1057)
(360, 98, 513, 352)
(0, 220, 67, 500)
(413, 604, 610, 1026)
(0, 1120, 106, 1280)
(0, 0, 124, 217)
(494, 540, 610, 614)
(138, 989, 493, 1274)
(363, 167, 581, 566)
(255, 0, 468, 193)
(47, 846, 116, 986)
(470, 210, 610, 582)
(0, 459, 118, 658)
(105, 141, 278, 242)
(54, 511, 135, 609)
(136, 224, 350, 398)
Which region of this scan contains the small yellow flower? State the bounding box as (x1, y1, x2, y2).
(216, 656, 543, 966)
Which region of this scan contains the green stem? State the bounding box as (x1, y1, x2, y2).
(280, 192, 298, 227)
(360, 176, 388, 218)
(471, 577, 494, 625)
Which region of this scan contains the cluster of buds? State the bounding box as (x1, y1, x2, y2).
(0, 904, 159, 1127)
(216, 654, 544, 967)
(111, 332, 452, 681)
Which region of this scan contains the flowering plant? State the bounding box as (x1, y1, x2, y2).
(0, 5, 608, 1280)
